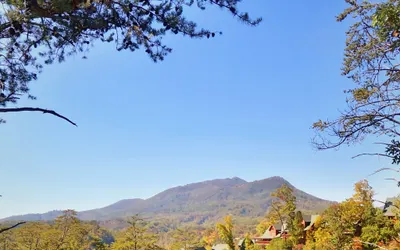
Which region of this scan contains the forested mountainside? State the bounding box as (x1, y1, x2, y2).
(1, 176, 333, 230)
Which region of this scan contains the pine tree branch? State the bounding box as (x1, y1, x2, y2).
(0, 107, 77, 126)
(0, 222, 26, 234)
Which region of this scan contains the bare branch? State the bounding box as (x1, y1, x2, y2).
(368, 167, 400, 177)
(384, 178, 400, 187)
(353, 239, 387, 250)
(0, 107, 77, 126)
(352, 152, 392, 159)
(0, 222, 26, 234)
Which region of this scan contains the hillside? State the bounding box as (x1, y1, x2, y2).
(1, 176, 334, 228)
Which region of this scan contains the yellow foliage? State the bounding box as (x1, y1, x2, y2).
(352, 88, 376, 102)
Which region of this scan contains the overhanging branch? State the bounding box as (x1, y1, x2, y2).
(0, 107, 77, 126)
(0, 222, 26, 234)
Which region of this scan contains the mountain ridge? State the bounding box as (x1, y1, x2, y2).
(1, 176, 334, 226)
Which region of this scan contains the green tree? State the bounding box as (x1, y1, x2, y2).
(317, 204, 352, 249)
(268, 184, 296, 226)
(288, 211, 305, 245)
(13, 222, 51, 250)
(257, 184, 296, 244)
(311, 0, 400, 181)
(265, 238, 292, 250)
(0, 0, 260, 124)
(216, 215, 234, 250)
(241, 233, 255, 250)
(111, 214, 159, 250)
(49, 209, 94, 250)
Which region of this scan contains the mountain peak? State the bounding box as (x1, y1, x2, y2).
(266, 176, 287, 181)
(230, 176, 246, 182)
(1, 176, 334, 224)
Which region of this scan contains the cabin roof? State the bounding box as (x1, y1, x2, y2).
(304, 215, 321, 231)
(212, 244, 229, 250)
(303, 214, 312, 223)
(383, 197, 399, 217)
(237, 239, 255, 246)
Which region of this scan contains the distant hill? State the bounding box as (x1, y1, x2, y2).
(1, 176, 334, 228)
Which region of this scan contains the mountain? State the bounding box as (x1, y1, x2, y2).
(1, 176, 334, 227)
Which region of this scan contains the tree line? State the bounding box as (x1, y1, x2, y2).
(1, 181, 399, 250)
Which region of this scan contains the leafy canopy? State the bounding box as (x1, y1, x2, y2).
(0, 209, 111, 249)
(312, 0, 400, 168)
(258, 184, 296, 232)
(306, 180, 397, 249)
(111, 214, 160, 250)
(0, 0, 261, 123)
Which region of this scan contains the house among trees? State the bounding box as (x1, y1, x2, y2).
(304, 215, 321, 232)
(237, 238, 255, 249)
(250, 214, 320, 246)
(383, 197, 399, 220)
(253, 223, 288, 246)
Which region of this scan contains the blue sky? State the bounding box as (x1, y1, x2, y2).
(0, 1, 397, 218)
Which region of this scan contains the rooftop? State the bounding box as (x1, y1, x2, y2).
(383, 197, 399, 217)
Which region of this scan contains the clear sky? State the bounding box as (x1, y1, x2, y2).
(0, 1, 397, 219)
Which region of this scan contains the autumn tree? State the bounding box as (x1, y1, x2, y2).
(0, 209, 109, 249)
(216, 215, 235, 250)
(111, 214, 159, 250)
(306, 180, 396, 249)
(257, 184, 296, 234)
(0, 0, 261, 125)
(0, 229, 18, 249)
(201, 229, 217, 250)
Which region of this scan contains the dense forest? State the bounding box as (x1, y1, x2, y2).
(0, 181, 398, 250)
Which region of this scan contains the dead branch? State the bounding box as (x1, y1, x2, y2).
(352, 153, 392, 159)
(368, 167, 400, 177)
(0, 107, 77, 126)
(373, 198, 400, 209)
(0, 222, 26, 234)
(353, 240, 387, 250)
